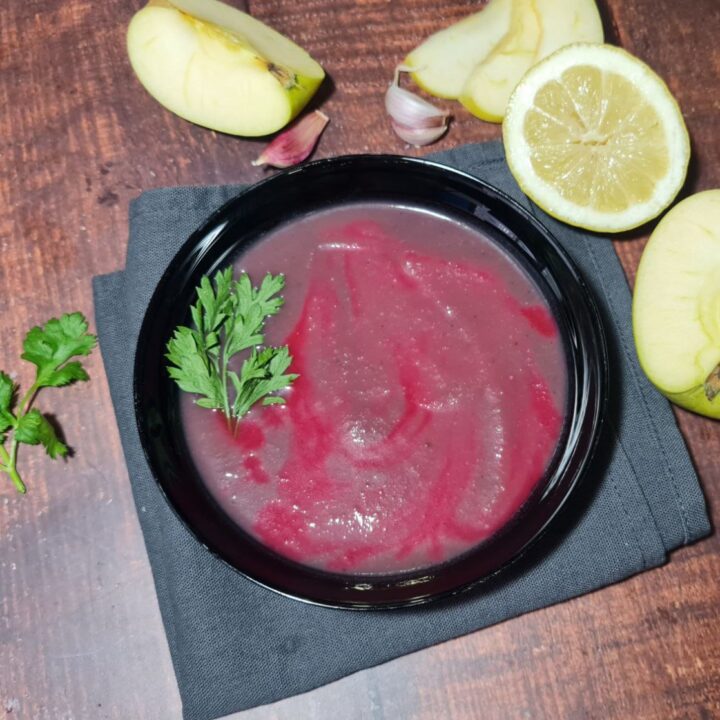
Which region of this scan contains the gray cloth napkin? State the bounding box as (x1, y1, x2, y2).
(92, 141, 710, 720)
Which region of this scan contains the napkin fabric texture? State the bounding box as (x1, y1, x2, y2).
(93, 141, 710, 720)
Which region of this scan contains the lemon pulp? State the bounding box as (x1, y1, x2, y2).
(525, 66, 669, 212)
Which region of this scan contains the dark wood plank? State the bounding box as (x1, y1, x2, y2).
(0, 0, 717, 718)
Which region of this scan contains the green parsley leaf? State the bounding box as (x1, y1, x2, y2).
(166, 327, 225, 409)
(0, 373, 16, 444)
(0, 371, 14, 413)
(224, 273, 286, 358)
(15, 410, 68, 459)
(233, 346, 299, 418)
(166, 270, 298, 426)
(22, 312, 97, 388)
(1, 313, 96, 493)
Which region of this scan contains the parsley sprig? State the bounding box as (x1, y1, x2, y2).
(165, 269, 298, 427)
(0, 313, 97, 494)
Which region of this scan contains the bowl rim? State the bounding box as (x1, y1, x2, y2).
(133, 153, 609, 609)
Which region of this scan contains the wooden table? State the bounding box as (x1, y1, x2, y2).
(1, 1, 718, 718)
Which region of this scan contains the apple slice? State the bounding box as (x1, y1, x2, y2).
(633, 190, 720, 419)
(460, 0, 603, 122)
(403, 0, 513, 99)
(127, 0, 325, 137)
(459, 0, 541, 123)
(534, 0, 604, 59)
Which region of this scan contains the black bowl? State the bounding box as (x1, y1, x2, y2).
(134, 155, 608, 609)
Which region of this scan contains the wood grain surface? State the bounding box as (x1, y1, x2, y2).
(1, 1, 718, 718)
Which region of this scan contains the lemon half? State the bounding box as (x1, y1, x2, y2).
(503, 43, 690, 233)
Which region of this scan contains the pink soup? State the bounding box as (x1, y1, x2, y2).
(181, 204, 567, 574)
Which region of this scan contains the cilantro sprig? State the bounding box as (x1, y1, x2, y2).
(0, 313, 97, 494)
(165, 269, 298, 427)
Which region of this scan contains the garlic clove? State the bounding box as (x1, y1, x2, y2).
(253, 110, 329, 169)
(385, 65, 449, 146)
(385, 84, 448, 129)
(391, 119, 448, 147)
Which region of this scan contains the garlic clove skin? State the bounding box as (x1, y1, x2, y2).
(391, 119, 448, 147)
(253, 110, 329, 168)
(385, 65, 449, 147)
(385, 84, 448, 129)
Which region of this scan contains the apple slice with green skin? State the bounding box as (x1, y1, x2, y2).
(127, 0, 324, 137)
(404, 0, 513, 100)
(534, 0, 604, 58)
(459, 0, 541, 123)
(459, 0, 603, 123)
(633, 190, 720, 419)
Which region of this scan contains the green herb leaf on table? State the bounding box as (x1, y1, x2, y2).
(166, 270, 299, 427)
(15, 410, 68, 459)
(0, 371, 16, 444)
(22, 312, 96, 387)
(0, 313, 96, 494)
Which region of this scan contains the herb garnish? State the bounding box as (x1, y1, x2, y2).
(0, 313, 97, 494)
(165, 269, 298, 428)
